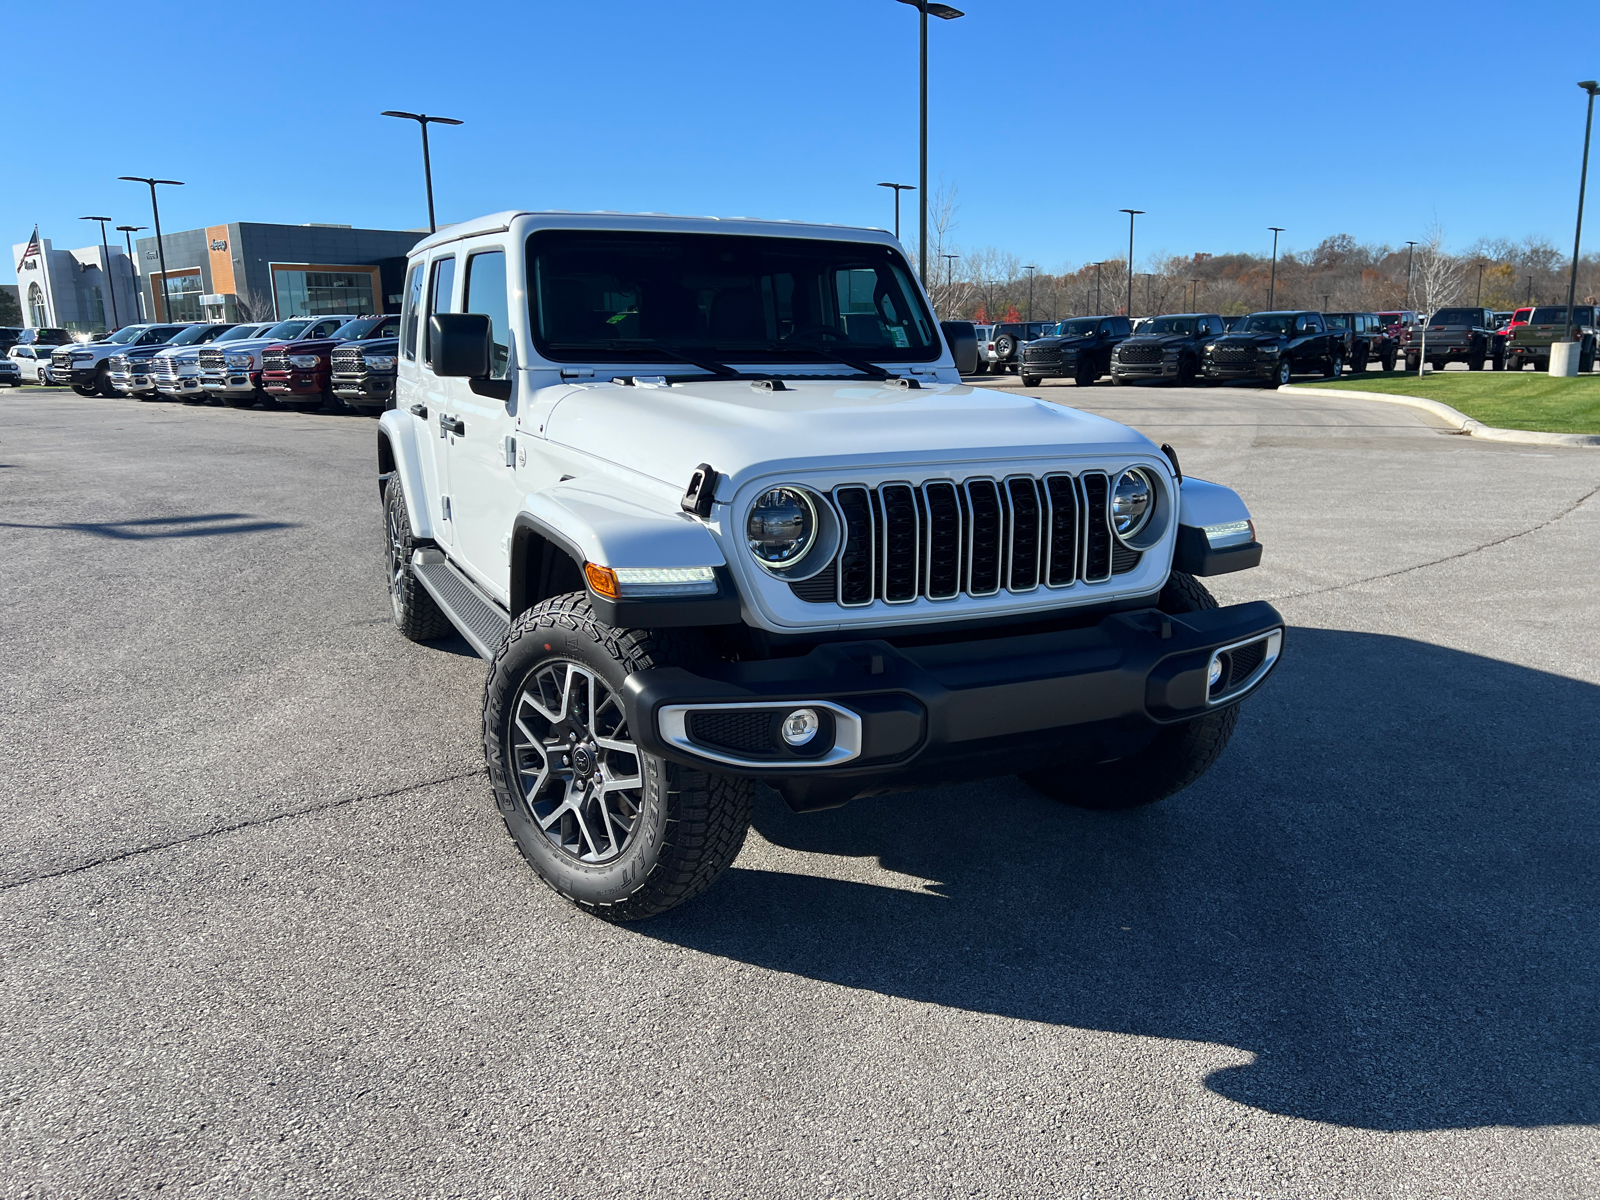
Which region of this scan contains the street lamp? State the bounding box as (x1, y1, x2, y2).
(116, 226, 146, 320)
(877, 182, 916, 240)
(1475, 261, 1486, 306)
(78, 215, 119, 330)
(894, 0, 964, 288)
(1023, 265, 1038, 320)
(380, 110, 464, 234)
(1267, 226, 1285, 310)
(1322, 293, 1331, 311)
(983, 279, 998, 322)
(1142, 272, 1152, 314)
(1563, 81, 1600, 344)
(1405, 240, 1418, 309)
(1092, 261, 1105, 313)
(1120, 209, 1144, 317)
(940, 252, 960, 305)
(118, 177, 183, 322)
(1190, 277, 1202, 312)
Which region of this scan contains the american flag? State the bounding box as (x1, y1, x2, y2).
(16, 225, 40, 273)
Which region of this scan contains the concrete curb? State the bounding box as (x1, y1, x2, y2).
(1278, 384, 1600, 448)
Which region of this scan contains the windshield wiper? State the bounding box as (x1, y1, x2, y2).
(766, 340, 892, 380)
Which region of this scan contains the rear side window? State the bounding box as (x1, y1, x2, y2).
(401, 262, 424, 361)
(424, 257, 456, 367)
(376, 315, 400, 338)
(465, 249, 510, 379)
(1109, 317, 1132, 336)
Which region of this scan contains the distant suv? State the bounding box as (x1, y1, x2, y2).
(17, 327, 73, 348)
(1504, 304, 1599, 372)
(1400, 306, 1498, 372)
(1019, 315, 1133, 386)
(986, 320, 1059, 374)
(199, 315, 353, 408)
(328, 315, 403, 412)
(1109, 313, 1224, 386)
(260, 315, 371, 409)
(1324, 312, 1397, 373)
(1202, 311, 1345, 385)
(969, 324, 993, 372)
(53, 324, 186, 396)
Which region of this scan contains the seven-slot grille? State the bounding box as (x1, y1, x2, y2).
(795, 472, 1143, 608)
(1210, 344, 1255, 364)
(261, 350, 290, 372)
(1118, 344, 1162, 364)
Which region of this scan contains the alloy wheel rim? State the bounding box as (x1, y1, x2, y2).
(386, 506, 405, 621)
(510, 660, 644, 864)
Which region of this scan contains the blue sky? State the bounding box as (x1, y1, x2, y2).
(5, 0, 1596, 285)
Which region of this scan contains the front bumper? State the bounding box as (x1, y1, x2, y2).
(109, 369, 155, 393)
(625, 600, 1284, 810)
(1203, 359, 1277, 380)
(156, 376, 206, 396)
(331, 374, 394, 403)
(1111, 360, 1178, 379)
(202, 368, 262, 394)
(262, 370, 327, 396)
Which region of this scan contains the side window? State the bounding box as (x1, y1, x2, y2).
(464, 249, 510, 379)
(401, 262, 424, 361)
(424, 256, 456, 368)
(311, 319, 342, 338)
(1111, 317, 1132, 337)
(377, 315, 400, 338)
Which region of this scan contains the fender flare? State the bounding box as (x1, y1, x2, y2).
(376, 409, 433, 540)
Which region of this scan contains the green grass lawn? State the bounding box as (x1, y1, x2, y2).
(1299, 370, 1600, 434)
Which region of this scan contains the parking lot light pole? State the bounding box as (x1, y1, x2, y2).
(1322, 293, 1331, 311)
(941, 253, 960, 302)
(1404, 241, 1418, 309)
(1475, 261, 1486, 306)
(877, 182, 915, 239)
(1023, 265, 1038, 320)
(1267, 227, 1285, 310)
(893, 0, 965, 288)
(118, 177, 183, 322)
(1527, 275, 1534, 305)
(983, 279, 998, 322)
(1563, 81, 1600, 343)
(1120, 210, 1143, 317)
(1092, 262, 1104, 313)
(381, 111, 464, 235)
(117, 226, 146, 320)
(79, 215, 119, 330)
(1190, 277, 1202, 312)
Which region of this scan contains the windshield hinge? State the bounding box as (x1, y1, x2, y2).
(885, 376, 922, 390)
(559, 368, 595, 380)
(750, 378, 789, 392)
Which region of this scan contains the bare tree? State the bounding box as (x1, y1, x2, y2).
(234, 287, 278, 323)
(1411, 223, 1464, 374)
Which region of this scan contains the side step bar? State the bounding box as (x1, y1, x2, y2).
(411, 547, 510, 661)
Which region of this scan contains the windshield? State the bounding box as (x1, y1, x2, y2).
(1237, 314, 1295, 335)
(1324, 314, 1350, 330)
(261, 319, 312, 341)
(170, 324, 227, 346)
(1430, 309, 1479, 326)
(215, 324, 263, 342)
(105, 326, 146, 344)
(1139, 316, 1197, 336)
(332, 316, 392, 341)
(527, 230, 939, 365)
(1056, 319, 1098, 337)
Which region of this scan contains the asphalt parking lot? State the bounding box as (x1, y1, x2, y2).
(2, 382, 1597, 1199)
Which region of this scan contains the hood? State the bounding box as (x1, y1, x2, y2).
(208, 337, 287, 354)
(1025, 335, 1093, 350)
(277, 338, 341, 353)
(1120, 333, 1192, 348)
(341, 336, 398, 353)
(1213, 332, 1281, 345)
(544, 378, 1156, 493)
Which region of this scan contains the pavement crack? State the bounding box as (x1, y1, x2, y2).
(0, 768, 486, 892)
(1267, 481, 1600, 602)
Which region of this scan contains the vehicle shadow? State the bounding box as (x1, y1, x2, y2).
(638, 629, 1599, 1132)
(0, 513, 297, 540)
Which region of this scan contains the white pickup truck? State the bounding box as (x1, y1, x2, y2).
(376, 211, 1283, 920)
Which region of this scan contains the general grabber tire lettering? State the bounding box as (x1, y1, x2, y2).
(484, 594, 755, 921)
(1019, 571, 1239, 811)
(383, 476, 451, 642)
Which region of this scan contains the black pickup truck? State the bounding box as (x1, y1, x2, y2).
(1201, 310, 1345, 386)
(1324, 312, 1397, 374)
(1108, 313, 1225, 386)
(1017, 314, 1133, 386)
(1401, 306, 1499, 371)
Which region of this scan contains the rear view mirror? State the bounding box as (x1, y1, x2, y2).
(430, 313, 492, 378)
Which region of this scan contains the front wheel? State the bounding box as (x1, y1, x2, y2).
(383, 477, 451, 642)
(1019, 572, 1238, 810)
(72, 385, 97, 397)
(1020, 374, 1041, 387)
(1075, 359, 1097, 387)
(484, 595, 754, 921)
(1405, 352, 1421, 372)
(1174, 356, 1197, 387)
(1381, 351, 1397, 372)
(1324, 354, 1342, 378)
(1273, 358, 1292, 386)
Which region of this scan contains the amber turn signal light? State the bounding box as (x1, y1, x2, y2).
(584, 562, 620, 600)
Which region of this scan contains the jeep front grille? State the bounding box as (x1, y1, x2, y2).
(791, 472, 1142, 608)
(261, 351, 290, 372)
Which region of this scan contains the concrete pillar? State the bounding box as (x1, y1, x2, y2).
(1549, 341, 1581, 375)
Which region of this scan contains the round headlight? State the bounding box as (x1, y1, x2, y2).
(1111, 468, 1154, 539)
(746, 487, 817, 568)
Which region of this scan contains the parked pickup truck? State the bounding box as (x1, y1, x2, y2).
(1201, 311, 1345, 385)
(1108, 313, 1225, 386)
(54, 324, 187, 396)
(199, 315, 354, 408)
(1400, 306, 1500, 372)
(327, 314, 403, 411)
(986, 320, 1060, 374)
(374, 209, 1283, 920)
(1504, 304, 1599, 372)
(260, 315, 375, 409)
(1018, 315, 1133, 386)
(153, 323, 273, 402)
(110, 323, 239, 399)
(1324, 312, 1397, 373)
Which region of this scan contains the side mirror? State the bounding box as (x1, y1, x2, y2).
(430, 313, 492, 377)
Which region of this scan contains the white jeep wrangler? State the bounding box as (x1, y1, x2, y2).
(377, 211, 1283, 920)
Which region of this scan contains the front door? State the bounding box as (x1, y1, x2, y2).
(439, 245, 522, 605)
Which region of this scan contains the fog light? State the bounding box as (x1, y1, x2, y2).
(781, 708, 820, 746)
(1208, 657, 1224, 689)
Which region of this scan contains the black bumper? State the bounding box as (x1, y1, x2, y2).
(625, 600, 1284, 810)
(1203, 362, 1276, 380)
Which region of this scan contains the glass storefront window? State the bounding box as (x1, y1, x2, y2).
(272, 268, 376, 318)
(156, 271, 205, 322)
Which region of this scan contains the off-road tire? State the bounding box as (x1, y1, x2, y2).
(1019, 571, 1239, 810)
(1405, 352, 1421, 372)
(1324, 354, 1342, 378)
(96, 366, 118, 398)
(484, 593, 754, 921)
(1075, 358, 1097, 387)
(1469, 351, 1485, 370)
(993, 333, 1016, 361)
(383, 477, 451, 642)
(1021, 374, 1041, 388)
(1381, 350, 1397, 372)
(1273, 358, 1292, 386)
(1175, 355, 1197, 387)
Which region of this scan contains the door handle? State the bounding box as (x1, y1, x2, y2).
(409, 403, 428, 419)
(438, 412, 465, 436)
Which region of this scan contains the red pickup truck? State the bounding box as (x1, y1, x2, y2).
(260, 316, 382, 409)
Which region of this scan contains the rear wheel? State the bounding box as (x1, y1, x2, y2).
(484, 595, 754, 921)
(1381, 350, 1397, 372)
(1019, 572, 1239, 811)
(1580, 341, 1595, 373)
(1405, 352, 1421, 372)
